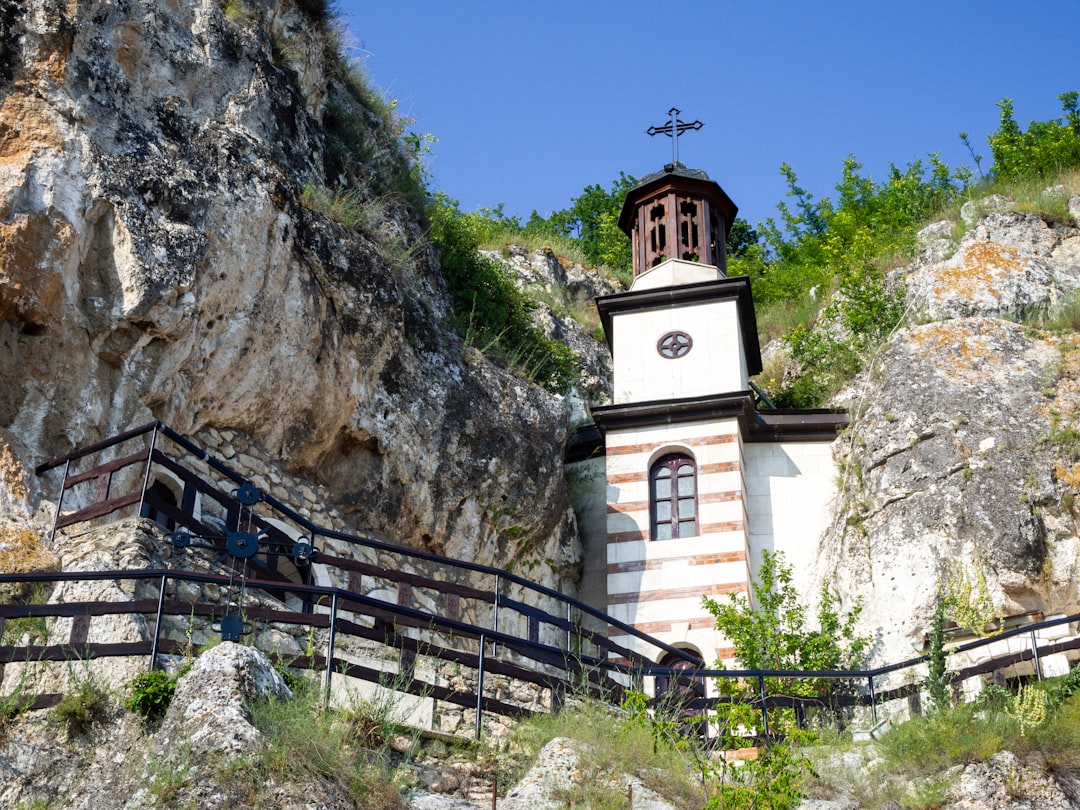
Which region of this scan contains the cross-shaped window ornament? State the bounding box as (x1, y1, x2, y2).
(657, 330, 693, 359)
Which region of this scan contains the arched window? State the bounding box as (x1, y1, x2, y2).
(650, 453, 697, 540)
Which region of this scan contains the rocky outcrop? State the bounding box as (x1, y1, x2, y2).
(499, 737, 677, 810)
(0, 643, 363, 810)
(485, 245, 617, 411)
(822, 197, 1080, 664)
(0, 0, 591, 589)
(904, 212, 1080, 321)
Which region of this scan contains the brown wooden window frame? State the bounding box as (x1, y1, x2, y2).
(650, 453, 698, 540)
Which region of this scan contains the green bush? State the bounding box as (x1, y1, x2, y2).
(54, 671, 109, 734)
(988, 92, 1080, 182)
(703, 549, 871, 726)
(428, 193, 578, 393)
(123, 669, 180, 723)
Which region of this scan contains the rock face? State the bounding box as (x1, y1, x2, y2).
(823, 200, 1080, 664)
(0, 642, 363, 810)
(499, 737, 677, 810)
(0, 0, 594, 588)
(485, 245, 618, 411)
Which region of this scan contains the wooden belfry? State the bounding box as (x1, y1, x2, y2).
(618, 109, 738, 280)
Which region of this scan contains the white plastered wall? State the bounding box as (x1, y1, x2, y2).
(610, 298, 748, 404)
(744, 441, 839, 605)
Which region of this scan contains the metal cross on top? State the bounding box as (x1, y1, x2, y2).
(646, 107, 703, 165)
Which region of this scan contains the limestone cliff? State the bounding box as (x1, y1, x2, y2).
(0, 0, 592, 587)
(819, 202, 1080, 665)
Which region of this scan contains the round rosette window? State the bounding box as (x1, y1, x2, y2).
(657, 330, 693, 359)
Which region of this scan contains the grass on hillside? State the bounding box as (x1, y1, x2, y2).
(806, 669, 1080, 809)
(504, 696, 712, 809)
(217, 677, 410, 809)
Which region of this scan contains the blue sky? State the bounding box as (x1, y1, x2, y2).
(338, 1, 1080, 229)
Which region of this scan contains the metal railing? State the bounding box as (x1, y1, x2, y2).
(4, 563, 1079, 740)
(19, 422, 1080, 741)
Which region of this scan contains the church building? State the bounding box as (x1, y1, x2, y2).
(568, 158, 847, 678)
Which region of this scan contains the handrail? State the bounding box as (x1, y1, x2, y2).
(35, 422, 1080, 682)
(4, 565, 1078, 745)
(2, 568, 1078, 685)
(34, 420, 159, 474)
(34, 422, 703, 667)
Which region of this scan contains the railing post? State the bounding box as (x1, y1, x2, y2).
(48, 459, 71, 543)
(323, 592, 339, 706)
(758, 675, 769, 738)
(491, 575, 500, 659)
(1031, 629, 1043, 681)
(137, 423, 160, 519)
(566, 603, 573, 653)
(149, 573, 168, 670)
(868, 674, 878, 725)
(476, 632, 487, 741)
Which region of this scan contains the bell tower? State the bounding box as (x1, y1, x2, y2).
(618, 162, 738, 281)
(590, 119, 762, 669)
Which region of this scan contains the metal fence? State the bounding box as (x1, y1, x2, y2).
(10, 421, 1080, 741)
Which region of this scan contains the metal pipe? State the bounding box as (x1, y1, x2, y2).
(491, 575, 500, 659)
(1031, 629, 1043, 681)
(868, 675, 878, 725)
(759, 675, 769, 738)
(476, 632, 487, 741)
(48, 459, 70, 543)
(137, 423, 160, 520)
(324, 592, 339, 705)
(149, 573, 168, 669)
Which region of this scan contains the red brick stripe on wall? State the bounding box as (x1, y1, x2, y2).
(608, 461, 742, 486)
(607, 521, 745, 543)
(607, 471, 648, 485)
(607, 551, 747, 574)
(700, 491, 742, 504)
(607, 500, 649, 514)
(698, 461, 741, 475)
(607, 530, 647, 544)
(606, 433, 739, 456)
(608, 581, 747, 605)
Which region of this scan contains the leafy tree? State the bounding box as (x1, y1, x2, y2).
(988, 92, 1080, 181)
(703, 550, 871, 729)
(726, 217, 761, 258)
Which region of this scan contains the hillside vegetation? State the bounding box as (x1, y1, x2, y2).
(313, 1, 1079, 411)
(450, 92, 1080, 407)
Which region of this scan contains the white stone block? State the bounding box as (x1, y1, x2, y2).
(961, 676, 984, 703)
(1041, 653, 1071, 678)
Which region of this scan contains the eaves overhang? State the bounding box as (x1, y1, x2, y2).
(570, 393, 848, 460)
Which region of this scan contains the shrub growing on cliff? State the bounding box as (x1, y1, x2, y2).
(428, 193, 577, 393)
(124, 669, 181, 723)
(54, 667, 110, 734)
(988, 92, 1080, 182)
